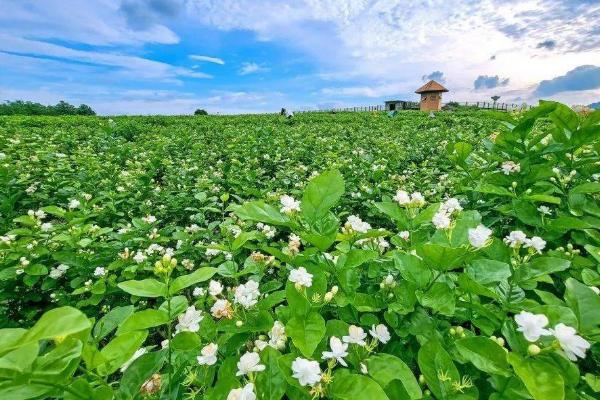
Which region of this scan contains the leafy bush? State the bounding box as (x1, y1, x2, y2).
(0, 100, 96, 116)
(194, 109, 208, 116)
(0, 104, 599, 399)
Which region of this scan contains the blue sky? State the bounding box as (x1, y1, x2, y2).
(0, 0, 599, 114)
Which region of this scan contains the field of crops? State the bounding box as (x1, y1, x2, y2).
(1, 103, 599, 400)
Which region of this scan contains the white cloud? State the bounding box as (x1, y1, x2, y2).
(239, 62, 269, 75)
(0, 34, 211, 81)
(189, 55, 225, 65)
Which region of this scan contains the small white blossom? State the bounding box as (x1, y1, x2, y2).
(209, 280, 224, 296)
(393, 190, 411, 205)
(501, 161, 521, 175)
(343, 325, 367, 346)
(142, 215, 157, 224)
(68, 199, 80, 209)
(369, 324, 391, 343)
(280, 195, 301, 214)
(175, 306, 203, 334)
(504, 230, 527, 248)
(93, 267, 106, 277)
(468, 224, 492, 248)
(133, 251, 147, 263)
(538, 205, 552, 215)
(268, 321, 287, 349)
(550, 323, 590, 361)
(211, 299, 233, 319)
(322, 336, 348, 366)
(234, 280, 260, 309)
(197, 343, 218, 366)
(515, 311, 551, 342)
(291, 357, 322, 387)
(524, 236, 546, 253)
(236, 352, 265, 376)
(432, 211, 451, 229)
(399, 231, 410, 241)
(440, 198, 462, 214)
(193, 287, 205, 297)
(345, 215, 371, 233)
(227, 383, 256, 400)
(288, 267, 313, 288)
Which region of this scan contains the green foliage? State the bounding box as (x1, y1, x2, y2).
(0, 100, 96, 116)
(0, 105, 599, 399)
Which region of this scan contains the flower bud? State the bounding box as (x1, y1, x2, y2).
(419, 374, 426, 385)
(496, 337, 505, 346)
(528, 344, 541, 356)
(324, 292, 334, 302)
(236, 320, 243, 327)
(511, 181, 517, 188)
(456, 326, 464, 335)
(330, 285, 339, 295)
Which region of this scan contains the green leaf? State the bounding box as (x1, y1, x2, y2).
(93, 305, 134, 340)
(418, 283, 455, 316)
(256, 347, 287, 400)
(466, 259, 511, 284)
(97, 330, 148, 376)
(116, 310, 169, 335)
(117, 279, 166, 298)
(366, 353, 421, 399)
(564, 278, 600, 334)
(329, 372, 390, 400)
(232, 201, 290, 226)
(417, 243, 466, 271)
(169, 267, 217, 294)
(570, 182, 600, 194)
(301, 169, 344, 222)
(474, 183, 514, 197)
(18, 307, 91, 349)
(286, 312, 325, 358)
(583, 374, 600, 392)
(508, 353, 565, 400)
(117, 350, 165, 400)
(417, 340, 459, 400)
(342, 249, 378, 269)
(517, 257, 570, 282)
(455, 337, 510, 376)
(373, 202, 409, 228)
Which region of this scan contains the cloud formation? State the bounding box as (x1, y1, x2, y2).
(473, 75, 510, 90)
(189, 55, 225, 65)
(537, 40, 557, 50)
(535, 65, 600, 96)
(422, 71, 445, 83)
(239, 62, 269, 75)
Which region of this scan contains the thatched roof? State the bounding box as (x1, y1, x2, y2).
(415, 80, 448, 93)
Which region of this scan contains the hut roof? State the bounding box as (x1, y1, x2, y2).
(415, 80, 448, 94)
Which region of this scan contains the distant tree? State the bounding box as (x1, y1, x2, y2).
(0, 100, 96, 116)
(491, 95, 501, 103)
(194, 109, 208, 115)
(76, 104, 96, 115)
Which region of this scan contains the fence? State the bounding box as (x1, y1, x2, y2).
(294, 101, 531, 114)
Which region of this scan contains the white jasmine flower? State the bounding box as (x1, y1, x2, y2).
(440, 198, 462, 214)
(432, 211, 451, 229)
(291, 357, 322, 387)
(289, 267, 313, 288)
(254, 339, 269, 351)
(40, 222, 53, 232)
(410, 192, 426, 207)
(210, 299, 233, 319)
(15, 268, 24, 275)
(501, 161, 521, 175)
(34, 210, 46, 219)
(133, 251, 147, 264)
(268, 321, 287, 349)
(234, 280, 260, 309)
(538, 205, 552, 215)
(504, 230, 527, 247)
(68, 199, 80, 209)
(345, 215, 371, 233)
(393, 190, 411, 205)
(93, 267, 106, 277)
(209, 280, 224, 296)
(193, 287, 205, 297)
(280, 195, 301, 214)
(343, 325, 367, 346)
(197, 343, 218, 366)
(525, 236, 546, 253)
(369, 324, 391, 343)
(399, 231, 410, 241)
(236, 352, 265, 376)
(175, 306, 203, 334)
(142, 215, 157, 224)
(322, 336, 348, 366)
(120, 348, 147, 372)
(550, 323, 590, 361)
(20, 257, 29, 267)
(468, 224, 493, 248)
(227, 383, 256, 400)
(515, 311, 551, 342)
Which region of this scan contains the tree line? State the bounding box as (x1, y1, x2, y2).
(0, 100, 96, 116)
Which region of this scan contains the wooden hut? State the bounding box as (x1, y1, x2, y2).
(415, 80, 448, 111)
